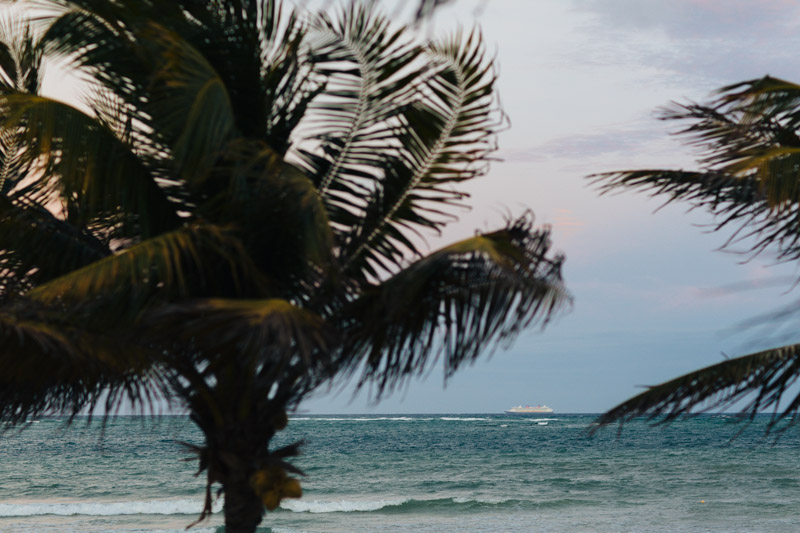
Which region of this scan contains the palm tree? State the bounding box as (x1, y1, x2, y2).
(592, 76, 800, 431)
(0, 1, 568, 530)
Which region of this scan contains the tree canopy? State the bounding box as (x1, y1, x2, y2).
(0, 0, 568, 529)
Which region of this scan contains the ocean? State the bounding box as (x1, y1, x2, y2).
(0, 414, 798, 532)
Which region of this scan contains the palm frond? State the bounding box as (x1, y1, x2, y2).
(414, 0, 456, 23)
(137, 21, 236, 184)
(0, 196, 109, 292)
(204, 140, 334, 296)
(341, 28, 504, 279)
(39, 3, 203, 199)
(594, 343, 800, 432)
(717, 76, 800, 121)
(592, 170, 800, 262)
(0, 16, 43, 93)
(147, 298, 338, 387)
(0, 91, 181, 237)
(296, 3, 423, 229)
(590, 76, 800, 434)
(343, 213, 568, 395)
(256, 8, 320, 155)
(0, 305, 164, 426)
(29, 224, 269, 315)
(156, 0, 315, 152)
(592, 75, 800, 261)
(43, 0, 316, 175)
(162, 0, 306, 145)
(39, 3, 155, 105)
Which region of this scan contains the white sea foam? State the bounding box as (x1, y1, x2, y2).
(5, 528, 220, 533)
(452, 496, 511, 505)
(439, 417, 488, 421)
(281, 498, 409, 513)
(527, 418, 559, 422)
(280, 496, 513, 514)
(0, 499, 221, 517)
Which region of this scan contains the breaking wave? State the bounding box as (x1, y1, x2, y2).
(280, 496, 524, 514)
(0, 499, 221, 517)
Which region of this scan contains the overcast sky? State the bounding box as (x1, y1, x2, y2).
(298, 0, 800, 414)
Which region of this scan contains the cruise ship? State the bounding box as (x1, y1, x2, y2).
(505, 404, 554, 414)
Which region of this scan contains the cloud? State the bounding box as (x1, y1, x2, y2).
(572, 0, 800, 39)
(500, 120, 676, 169)
(568, 0, 800, 88)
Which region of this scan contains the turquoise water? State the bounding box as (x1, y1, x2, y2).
(0, 414, 798, 531)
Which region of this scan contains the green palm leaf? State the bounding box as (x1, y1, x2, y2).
(594, 344, 800, 431)
(207, 140, 334, 293)
(0, 16, 42, 93)
(0, 306, 164, 425)
(0, 196, 109, 291)
(591, 74, 800, 433)
(344, 214, 568, 394)
(593, 169, 800, 262)
(29, 224, 268, 314)
(42, 3, 238, 185)
(137, 21, 236, 185)
(297, 4, 423, 228)
(148, 298, 338, 385)
(593, 75, 800, 262)
(0, 91, 181, 237)
(342, 28, 503, 278)
(43, 0, 316, 189)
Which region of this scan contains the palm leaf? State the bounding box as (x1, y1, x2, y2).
(717, 76, 800, 121)
(39, 3, 214, 201)
(147, 298, 338, 385)
(197, 0, 313, 149)
(39, 3, 159, 118)
(593, 76, 800, 261)
(150, 0, 305, 145)
(591, 165, 800, 261)
(0, 16, 42, 93)
(136, 21, 236, 184)
(43, 0, 316, 183)
(414, 0, 456, 22)
(204, 139, 334, 296)
(296, 4, 423, 229)
(44, 5, 238, 188)
(341, 28, 504, 279)
(0, 91, 181, 237)
(29, 224, 269, 315)
(0, 196, 109, 291)
(343, 214, 568, 394)
(594, 344, 800, 431)
(593, 162, 800, 263)
(0, 306, 164, 425)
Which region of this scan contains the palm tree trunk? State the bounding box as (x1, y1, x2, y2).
(223, 476, 263, 533)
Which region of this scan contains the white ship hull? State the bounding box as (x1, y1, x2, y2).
(504, 405, 553, 414)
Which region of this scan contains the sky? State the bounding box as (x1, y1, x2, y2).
(298, 0, 800, 414)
